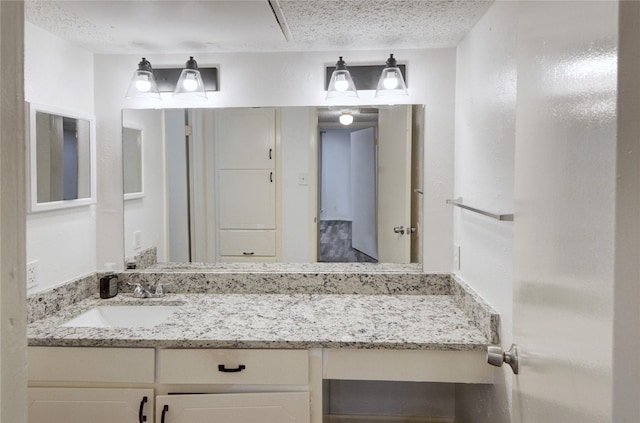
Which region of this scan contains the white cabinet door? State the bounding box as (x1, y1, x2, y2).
(28, 387, 154, 423)
(156, 392, 309, 423)
(218, 169, 276, 229)
(216, 108, 275, 170)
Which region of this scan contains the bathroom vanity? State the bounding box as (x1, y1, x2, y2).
(26, 264, 499, 423)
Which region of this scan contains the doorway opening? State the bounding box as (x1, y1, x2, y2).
(315, 105, 419, 264)
(318, 114, 378, 263)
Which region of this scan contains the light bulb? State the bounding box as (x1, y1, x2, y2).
(339, 114, 353, 125)
(182, 75, 198, 91)
(136, 72, 151, 93)
(335, 74, 348, 92)
(136, 77, 151, 92)
(383, 71, 399, 90)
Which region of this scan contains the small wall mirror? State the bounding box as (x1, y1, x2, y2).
(122, 125, 144, 199)
(28, 103, 96, 212)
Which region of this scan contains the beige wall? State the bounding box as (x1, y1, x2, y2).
(0, 2, 26, 422)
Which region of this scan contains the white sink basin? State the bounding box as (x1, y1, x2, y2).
(61, 305, 181, 328)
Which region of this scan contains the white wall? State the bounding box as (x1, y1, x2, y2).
(320, 129, 352, 221)
(122, 109, 167, 262)
(280, 107, 313, 262)
(453, 2, 517, 422)
(93, 48, 456, 272)
(25, 22, 96, 291)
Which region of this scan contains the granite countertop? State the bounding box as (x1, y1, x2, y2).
(27, 293, 489, 351)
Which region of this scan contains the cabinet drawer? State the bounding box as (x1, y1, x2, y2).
(28, 347, 155, 383)
(156, 349, 309, 385)
(219, 230, 276, 256)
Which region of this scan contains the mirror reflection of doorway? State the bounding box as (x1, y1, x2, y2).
(318, 125, 378, 263)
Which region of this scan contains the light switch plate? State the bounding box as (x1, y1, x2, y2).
(133, 230, 142, 250)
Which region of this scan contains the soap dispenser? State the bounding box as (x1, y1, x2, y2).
(99, 263, 119, 299)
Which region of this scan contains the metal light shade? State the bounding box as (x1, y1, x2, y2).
(173, 57, 207, 99)
(375, 54, 408, 98)
(326, 57, 358, 101)
(125, 58, 161, 100)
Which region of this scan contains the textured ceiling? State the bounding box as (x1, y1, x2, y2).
(25, 0, 493, 54)
(276, 0, 494, 50)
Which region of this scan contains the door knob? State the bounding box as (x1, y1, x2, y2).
(487, 344, 519, 374)
(393, 226, 405, 234)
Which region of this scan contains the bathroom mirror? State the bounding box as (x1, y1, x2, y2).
(28, 103, 96, 212)
(122, 106, 424, 266)
(122, 125, 144, 200)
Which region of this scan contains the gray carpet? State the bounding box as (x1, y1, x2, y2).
(319, 220, 377, 263)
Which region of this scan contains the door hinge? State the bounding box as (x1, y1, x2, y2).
(185, 125, 193, 136)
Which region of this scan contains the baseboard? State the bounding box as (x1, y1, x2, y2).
(327, 414, 455, 423)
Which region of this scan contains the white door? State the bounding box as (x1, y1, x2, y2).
(28, 388, 154, 423)
(377, 105, 412, 263)
(512, 1, 618, 422)
(350, 127, 377, 260)
(155, 392, 309, 423)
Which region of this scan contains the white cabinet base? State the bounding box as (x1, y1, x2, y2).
(323, 349, 492, 383)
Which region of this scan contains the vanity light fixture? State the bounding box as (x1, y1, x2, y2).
(326, 56, 359, 101)
(125, 57, 161, 100)
(375, 54, 409, 98)
(173, 56, 207, 99)
(125, 57, 218, 101)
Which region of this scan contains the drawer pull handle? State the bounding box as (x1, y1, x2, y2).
(138, 396, 147, 422)
(161, 405, 169, 423)
(218, 364, 246, 372)
(270, 171, 273, 183)
(242, 252, 255, 256)
(269, 148, 272, 160)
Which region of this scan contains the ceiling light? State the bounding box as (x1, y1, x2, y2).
(375, 54, 408, 98)
(339, 113, 354, 125)
(125, 57, 161, 100)
(326, 57, 358, 101)
(174, 56, 207, 99)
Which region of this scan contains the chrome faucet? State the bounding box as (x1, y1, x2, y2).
(127, 282, 167, 298)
